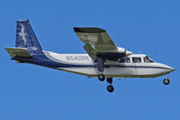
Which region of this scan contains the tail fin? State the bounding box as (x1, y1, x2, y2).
(15, 20, 43, 55)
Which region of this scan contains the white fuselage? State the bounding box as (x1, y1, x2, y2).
(43, 51, 175, 78)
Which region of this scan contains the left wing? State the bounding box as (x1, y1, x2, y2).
(74, 27, 118, 51)
(74, 27, 132, 61)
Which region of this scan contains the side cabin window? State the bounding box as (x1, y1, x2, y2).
(132, 57, 142, 63)
(119, 57, 131, 63)
(144, 56, 154, 63)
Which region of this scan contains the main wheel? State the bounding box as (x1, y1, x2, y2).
(163, 78, 170, 85)
(98, 74, 105, 81)
(107, 85, 114, 93)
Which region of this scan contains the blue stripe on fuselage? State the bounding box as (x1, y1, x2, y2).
(12, 54, 95, 68)
(12, 54, 173, 71)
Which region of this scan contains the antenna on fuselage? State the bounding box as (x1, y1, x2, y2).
(127, 45, 130, 51)
(138, 49, 141, 54)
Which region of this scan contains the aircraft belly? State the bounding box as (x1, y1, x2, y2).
(58, 67, 135, 77)
(57, 67, 97, 77)
(104, 67, 134, 75)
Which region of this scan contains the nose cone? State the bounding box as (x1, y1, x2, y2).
(126, 50, 133, 56)
(164, 64, 175, 73)
(155, 63, 175, 76)
(169, 67, 175, 73)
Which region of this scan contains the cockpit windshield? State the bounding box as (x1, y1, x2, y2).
(144, 56, 154, 63)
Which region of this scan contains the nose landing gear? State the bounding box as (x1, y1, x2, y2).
(163, 74, 170, 85)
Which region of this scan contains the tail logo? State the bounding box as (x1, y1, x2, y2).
(19, 24, 27, 45)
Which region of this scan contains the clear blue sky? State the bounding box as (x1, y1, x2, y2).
(1, 0, 180, 119)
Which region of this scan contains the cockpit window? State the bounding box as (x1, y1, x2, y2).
(144, 56, 154, 63)
(132, 57, 142, 63)
(119, 57, 131, 63)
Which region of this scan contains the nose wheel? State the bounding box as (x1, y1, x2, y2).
(163, 78, 170, 85)
(163, 74, 170, 85)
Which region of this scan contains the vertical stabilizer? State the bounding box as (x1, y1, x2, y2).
(16, 20, 43, 55)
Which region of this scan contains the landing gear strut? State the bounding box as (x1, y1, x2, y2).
(107, 78, 114, 93)
(163, 74, 170, 85)
(97, 57, 105, 81)
(96, 57, 114, 92)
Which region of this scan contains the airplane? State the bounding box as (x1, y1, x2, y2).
(5, 20, 175, 93)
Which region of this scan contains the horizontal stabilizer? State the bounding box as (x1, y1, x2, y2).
(5, 48, 32, 58)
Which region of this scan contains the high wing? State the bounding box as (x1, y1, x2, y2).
(74, 27, 117, 51)
(74, 27, 132, 61)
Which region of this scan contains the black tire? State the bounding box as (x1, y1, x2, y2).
(163, 79, 170, 85)
(98, 74, 105, 81)
(107, 85, 114, 93)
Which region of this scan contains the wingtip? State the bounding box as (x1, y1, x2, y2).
(73, 27, 106, 33)
(73, 27, 84, 32)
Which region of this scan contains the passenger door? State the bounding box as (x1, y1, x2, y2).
(122, 57, 136, 75)
(132, 57, 143, 75)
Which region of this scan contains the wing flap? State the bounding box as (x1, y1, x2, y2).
(83, 43, 97, 61)
(5, 48, 32, 57)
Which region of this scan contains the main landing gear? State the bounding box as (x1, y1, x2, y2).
(107, 78, 114, 93)
(97, 57, 105, 81)
(96, 56, 114, 92)
(163, 74, 170, 85)
(98, 74, 114, 93)
(98, 74, 105, 81)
